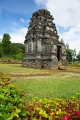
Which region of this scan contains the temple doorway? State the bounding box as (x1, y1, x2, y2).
(57, 46, 61, 61)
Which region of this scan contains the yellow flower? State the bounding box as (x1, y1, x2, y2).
(39, 109, 49, 118)
(56, 109, 61, 115)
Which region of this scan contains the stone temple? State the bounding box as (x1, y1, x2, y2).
(22, 9, 68, 69)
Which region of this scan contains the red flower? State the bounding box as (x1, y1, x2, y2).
(60, 114, 71, 120)
(76, 111, 80, 118)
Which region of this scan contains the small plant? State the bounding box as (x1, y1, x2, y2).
(24, 96, 80, 120)
(0, 72, 11, 86)
(0, 73, 27, 120)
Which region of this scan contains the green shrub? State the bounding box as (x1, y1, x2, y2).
(77, 64, 80, 67)
(25, 96, 80, 120)
(14, 53, 24, 60)
(0, 73, 27, 120)
(69, 63, 80, 67)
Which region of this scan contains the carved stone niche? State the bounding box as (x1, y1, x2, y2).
(22, 9, 68, 69)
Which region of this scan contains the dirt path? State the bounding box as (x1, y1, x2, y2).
(46, 67, 80, 74)
(10, 72, 51, 77)
(10, 67, 80, 77)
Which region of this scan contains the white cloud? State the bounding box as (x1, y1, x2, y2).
(35, 0, 80, 53)
(59, 25, 80, 53)
(0, 27, 27, 44)
(0, 35, 2, 41)
(19, 18, 25, 23)
(35, 0, 80, 28)
(10, 27, 27, 43)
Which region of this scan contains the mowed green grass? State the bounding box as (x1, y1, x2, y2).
(0, 63, 45, 73)
(0, 63, 80, 100)
(12, 74, 80, 100)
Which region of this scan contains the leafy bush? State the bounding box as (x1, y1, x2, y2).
(0, 73, 27, 120)
(69, 63, 80, 67)
(14, 53, 24, 60)
(25, 96, 80, 120)
(77, 64, 80, 67)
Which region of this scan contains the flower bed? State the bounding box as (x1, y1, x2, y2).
(0, 72, 80, 120)
(25, 96, 80, 120)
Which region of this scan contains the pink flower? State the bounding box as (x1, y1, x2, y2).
(60, 114, 71, 120)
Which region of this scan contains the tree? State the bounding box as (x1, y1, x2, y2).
(0, 33, 24, 60)
(10, 43, 24, 59)
(71, 49, 76, 62)
(15, 53, 24, 60)
(66, 49, 72, 62)
(66, 43, 76, 62)
(0, 42, 4, 57)
(66, 43, 72, 62)
(76, 51, 80, 61)
(2, 33, 11, 55)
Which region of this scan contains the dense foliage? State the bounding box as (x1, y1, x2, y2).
(25, 96, 80, 120)
(66, 43, 76, 63)
(0, 73, 27, 120)
(0, 72, 80, 120)
(76, 52, 80, 62)
(0, 33, 24, 60)
(2, 34, 11, 55)
(60, 39, 77, 63)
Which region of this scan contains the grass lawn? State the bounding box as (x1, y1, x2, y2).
(0, 63, 45, 73)
(12, 74, 80, 100)
(0, 63, 80, 100)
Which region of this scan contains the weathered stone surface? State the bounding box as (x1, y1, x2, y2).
(22, 9, 68, 69)
(58, 61, 68, 70)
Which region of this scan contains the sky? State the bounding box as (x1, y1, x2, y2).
(0, 0, 80, 53)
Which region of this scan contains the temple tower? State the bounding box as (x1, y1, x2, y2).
(22, 9, 68, 69)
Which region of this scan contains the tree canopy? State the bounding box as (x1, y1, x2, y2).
(66, 43, 76, 63)
(2, 33, 11, 55)
(0, 33, 24, 60)
(76, 51, 80, 61)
